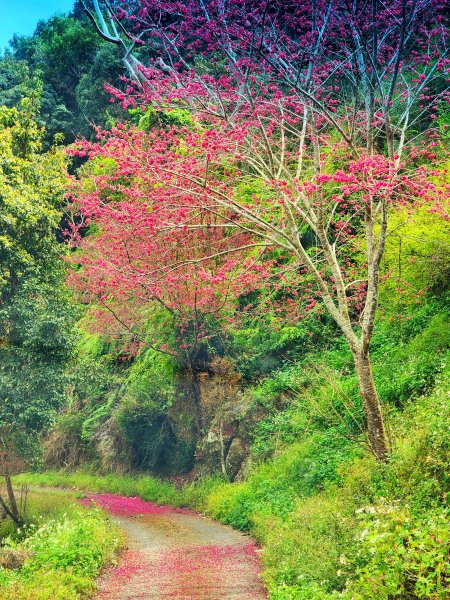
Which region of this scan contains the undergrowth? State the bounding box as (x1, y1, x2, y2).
(16, 298, 450, 599)
(0, 491, 121, 599)
(0, 487, 79, 540)
(18, 368, 449, 599)
(15, 470, 180, 506)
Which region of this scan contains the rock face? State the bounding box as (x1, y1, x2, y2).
(193, 358, 258, 481)
(166, 371, 199, 473)
(226, 437, 249, 480)
(43, 357, 263, 479)
(92, 417, 133, 474)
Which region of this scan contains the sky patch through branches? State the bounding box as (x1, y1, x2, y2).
(0, 0, 74, 51)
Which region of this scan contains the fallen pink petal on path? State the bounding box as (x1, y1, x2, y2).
(80, 493, 194, 516)
(81, 493, 267, 599)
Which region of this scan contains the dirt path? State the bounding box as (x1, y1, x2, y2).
(81, 494, 267, 599)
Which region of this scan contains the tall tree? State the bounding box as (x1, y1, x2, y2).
(5, 14, 125, 142)
(72, 0, 448, 461)
(0, 84, 72, 517)
(80, 0, 147, 84)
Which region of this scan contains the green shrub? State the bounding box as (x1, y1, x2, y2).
(263, 493, 359, 595)
(0, 568, 95, 600)
(178, 476, 225, 511)
(373, 308, 449, 406)
(344, 504, 449, 599)
(0, 506, 121, 599)
(206, 483, 256, 530)
(379, 365, 450, 509)
(116, 397, 177, 471)
(20, 508, 119, 576)
(0, 488, 80, 543)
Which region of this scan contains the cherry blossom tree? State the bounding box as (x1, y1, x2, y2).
(73, 0, 449, 460)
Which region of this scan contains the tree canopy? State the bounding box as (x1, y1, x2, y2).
(0, 83, 73, 473)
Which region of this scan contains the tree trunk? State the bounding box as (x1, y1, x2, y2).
(5, 474, 20, 522)
(353, 347, 390, 461)
(190, 370, 203, 435)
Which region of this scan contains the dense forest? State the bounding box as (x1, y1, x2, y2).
(0, 0, 449, 598)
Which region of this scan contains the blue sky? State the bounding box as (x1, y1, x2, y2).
(0, 0, 75, 51)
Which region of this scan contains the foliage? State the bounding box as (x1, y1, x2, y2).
(0, 286, 75, 475)
(372, 308, 450, 406)
(381, 204, 450, 302)
(0, 60, 29, 109)
(227, 315, 338, 380)
(115, 396, 175, 471)
(76, 45, 124, 132)
(0, 91, 73, 475)
(0, 93, 67, 294)
(3, 14, 126, 143)
(343, 504, 449, 599)
(15, 471, 179, 507)
(0, 487, 79, 542)
(0, 503, 121, 599)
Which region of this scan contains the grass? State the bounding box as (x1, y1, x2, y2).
(14, 299, 450, 599)
(0, 488, 122, 599)
(15, 470, 180, 506)
(0, 487, 80, 541)
(15, 366, 449, 599)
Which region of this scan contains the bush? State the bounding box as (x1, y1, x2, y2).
(0, 505, 121, 599)
(372, 305, 450, 406)
(178, 476, 225, 511)
(344, 504, 450, 599)
(21, 508, 119, 576)
(263, 493, 359, 595)
(0, 569, 95, 600)
(0, 487, 80, 543)
(388, 364, 450, 509)
(206, 482, 256, 530)
(116, 397, 176, 471)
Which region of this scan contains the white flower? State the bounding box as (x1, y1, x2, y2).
(360, 528, 369, 540)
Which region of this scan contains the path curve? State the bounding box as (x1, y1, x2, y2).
(81, 494, 267, 599)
